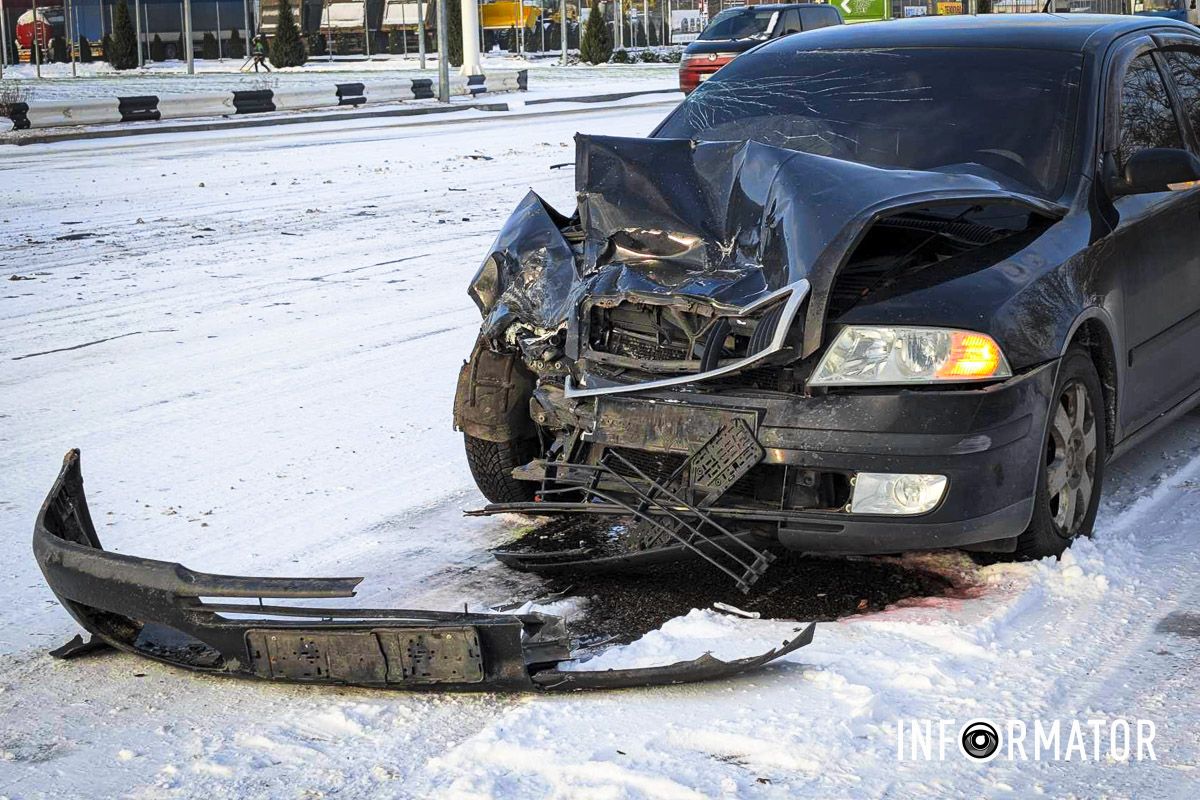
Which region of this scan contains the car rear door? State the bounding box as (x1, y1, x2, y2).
(799, 6, 841, 30)
(1104, 42, 1200, 434)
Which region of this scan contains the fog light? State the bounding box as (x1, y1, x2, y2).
(849, 473, 947, 515)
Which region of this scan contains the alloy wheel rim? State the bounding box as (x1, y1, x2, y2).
(1046, 380, 1097, 537)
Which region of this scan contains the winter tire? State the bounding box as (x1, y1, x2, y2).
(464, 433, 538, 503)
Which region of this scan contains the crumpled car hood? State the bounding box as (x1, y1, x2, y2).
(475, 134, 1064, 362)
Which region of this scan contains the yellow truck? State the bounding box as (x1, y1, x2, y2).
(481, 1, 541, 29)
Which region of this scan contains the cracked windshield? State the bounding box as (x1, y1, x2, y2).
(658, 47, 1083, 196)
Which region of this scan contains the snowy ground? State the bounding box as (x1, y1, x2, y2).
(0, 55, 677, 101)
(1, 100, 1197, 799)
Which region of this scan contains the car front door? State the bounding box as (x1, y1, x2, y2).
(1103, 44, 1200, 434)
(777, 9, 802, 37)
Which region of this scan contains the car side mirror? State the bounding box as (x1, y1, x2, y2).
(1113, 148, 1200, 196)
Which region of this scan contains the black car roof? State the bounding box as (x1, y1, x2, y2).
(755, 13, 1197, 53)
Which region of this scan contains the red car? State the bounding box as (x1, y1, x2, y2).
(679, 3, 843, 94)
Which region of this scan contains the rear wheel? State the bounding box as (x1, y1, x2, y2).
(464, 434, 538, 504)
(1011, 348, 1105, 560)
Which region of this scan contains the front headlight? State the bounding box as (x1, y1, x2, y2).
(809, 326, 1011, 386)
(468, 254, 501, 315)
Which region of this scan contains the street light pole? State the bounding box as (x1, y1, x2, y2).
(66, 0, 77, 75)
(436, 0, 449, 101)
(418, 0, 426, 68)
(32, 0, 42, 78)
(0, 0, 8, 78)
(558, 0, 565, 64)
(184, 0, 194, 73)
(135, 0, 143, 66)
(216, 0, 224, 60)
(460, 0, 480, 74)
(363, 2, 370, 57)
(324, 0, 331, 62)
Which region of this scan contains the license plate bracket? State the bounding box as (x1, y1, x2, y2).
(689, 418, 764, 502)
(246, 627, 484, 685)
(589, 398, 758, 455)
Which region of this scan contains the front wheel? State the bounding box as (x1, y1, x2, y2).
(464, 434, 538, 504)
(1011, 348, 1106, 560)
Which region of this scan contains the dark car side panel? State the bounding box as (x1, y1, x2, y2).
(832, 209, 1092, 365)
(836, 26, 1200, 450)
(1097, 37, 1200, 434)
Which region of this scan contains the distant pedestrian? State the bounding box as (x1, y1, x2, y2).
(245, 34, 271, 72)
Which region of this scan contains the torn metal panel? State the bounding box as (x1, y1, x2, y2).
(573, 135, 1066, 363)
(471, 191, 582, 340)
(34, 450, 812, 692)
(470, 134, 1064, 401)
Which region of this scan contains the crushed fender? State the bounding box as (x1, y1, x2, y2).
(33, 450, 814, 692)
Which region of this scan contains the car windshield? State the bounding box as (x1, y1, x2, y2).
(698, 8, 777, 40)
(657, 47, 1083, 197)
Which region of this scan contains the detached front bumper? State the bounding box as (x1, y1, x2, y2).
(34, 450, 813, 692)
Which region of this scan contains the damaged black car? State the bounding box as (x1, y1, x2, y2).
(457, 15, 1200, 588)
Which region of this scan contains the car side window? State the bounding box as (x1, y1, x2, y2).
(1118, 54, 1184, 169)
(799, 8, 835, 30)
(1164, 50, 1200, 147)
(780, 9, 802, 35)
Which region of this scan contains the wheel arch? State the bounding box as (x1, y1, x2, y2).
(1062, 309, 1120, 455)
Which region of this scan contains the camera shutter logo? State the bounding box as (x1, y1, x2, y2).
(959, 719, 1001, 762)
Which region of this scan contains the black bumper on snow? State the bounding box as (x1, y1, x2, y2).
(34, 450, 813, 692)
(480, 360, 1060, 555)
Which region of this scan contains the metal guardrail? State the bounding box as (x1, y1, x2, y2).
(1, 69, 527, 131)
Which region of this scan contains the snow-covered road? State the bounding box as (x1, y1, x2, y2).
(1, 102, 1196, 798)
